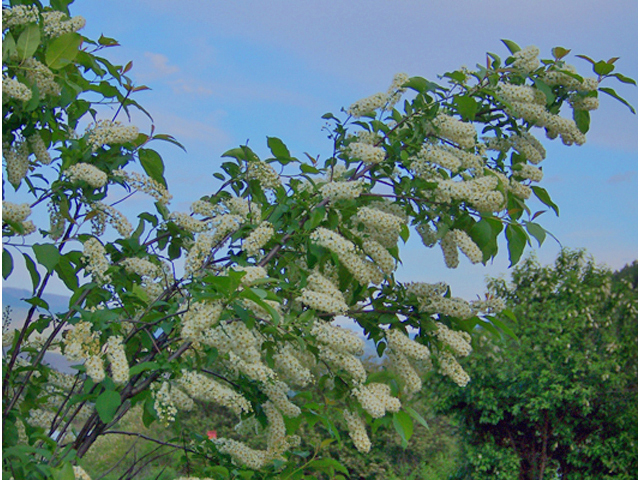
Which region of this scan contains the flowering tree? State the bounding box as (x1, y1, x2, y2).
(2, 1, 635, 479)
(435, 251, 638, 480)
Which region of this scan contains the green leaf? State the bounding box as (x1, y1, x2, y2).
(531, 186, 559, 216)
(33, 244, 60, 274)
(23, 253, 40, 293)
(490, 315, 518, 341)
(129, 361, 159, 376)
(404, 406, 429, 430)
(267, 137, 290, 159)
(221, 147, 246, 160)
(533, 78, 555, 105)
(404, 76, 429, 93)
(16, 23, 40, 62)
(505, 224, 527, 267)
(304, 206, 326, 231)
(152, 133, 187, 152)
(300, 163, 320, 174)
(501, 39, 521, 54)
(599, 87, 636, 114)
(576, 54, 595, 65)
(399, 223, 410, 243)
(393, 411, 414, 447)
(573, 108, 590, 134)
(98, 35, 120, 47)
(3, 33, 16, 63)
(52, 462, 75, 480)
(96, 390, 121, 423)
(45, 33, 82, 69)
(3, 249, 14, 280)
(611, 73, 637, 86)
(138, 148, 167, 187)
(593, 60, 615, 76)
(552, 47, 571, 60)
(54, 255, 78, 291)
(525, 222, 546, 247)
(453, 96, 478, 121)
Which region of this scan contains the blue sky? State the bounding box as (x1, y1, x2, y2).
(4, 0, 638, 300)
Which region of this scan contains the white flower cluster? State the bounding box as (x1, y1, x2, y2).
(184, 233, 213, 276)
(246, 161, 281, 190)
(318, 344, 367, 384)
(312, 320, 364, 356)
(416, 223, 437, 247)
(112, 169, 172, 205)
(509, 179, 532, 200)
(440, 231, 459, 268)
(498, 78, 587, 146)
(437, 350, 470, 387)
(412, 144, 462, 173)
(273, 344, 313, 387)
(181, 301, 223, 342)
(178, 370, 252, 415)
(151, 381, 177, 426)
(356, 207, 404, 243)
(434, 175, 506, 213)
(509, 132, 546, 165)
(513, 163, 544, 182)
(65, 163, 108, 188)
(405, 281, 448, 299)
(28, 133, 52, 165)
(347, 72, 409, 117)
(85, 355, 105, 383)
(362, 239, 395, 275)
(86, 120, 139, 152)
(234, 265, 267, 285)
(343, 409, 371, 453)
(24, 58, 61, 97)
(170, 211, 210, 233)
(243, 221, 274, 256)
(259, 380, 301, 418)
(3, 76, 32, 102)
(190, 199, 220, 217)
(386, 329, 430, 360)
(4, 141, 30, 185)
(210, 214, 245, 245)
(227, 351, 277, 384)
(121, 257, 170, 300)
(427, 296, 475, 319)
(320, 179, 365, 202)
(106, 336, 129, 384)
(348, 92, 389, 117)
(2, 201, 36, 235)
(431, 322, 472, 357)
(387, 350, 423, 394)
(542, 64, 598, 91)
(511, 45, 540, 73)
(569, 95, 599, 111)
(82, 237, 111, 284)
(299, 272, 348, 314)
(42, 11, 86, 37)
(214, 438, 268, 470)
(452, 229, 483, 265)
(348, 142, 386, 165)
(310, 227, 355, 256)
(430, 114, 477, 149)
(2, 5, 39, 28)
(73, 465, 92, 480)
(63, 321, 101, 362)
(471, 296, 506, 314)
(224, 197, 262, 222)
(352, 382, 401, 418)
(91, 202, 132, 237)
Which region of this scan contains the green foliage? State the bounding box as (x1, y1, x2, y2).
(436, 250, 638, 479)
(1, 1, 636, 478)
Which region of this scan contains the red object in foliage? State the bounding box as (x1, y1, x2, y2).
(207, 430, 217, 440)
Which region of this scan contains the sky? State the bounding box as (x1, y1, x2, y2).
(3, 0, 639, 303)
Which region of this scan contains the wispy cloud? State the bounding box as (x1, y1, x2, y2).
(606, 171, 638, 184)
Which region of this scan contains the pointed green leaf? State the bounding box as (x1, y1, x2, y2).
(45, 32, 82, 69)
(33, 243, 60, 273)
(593, 60, 615, 76)
(399, 223, 410, 243)
(23, 253, 40, 293)
(267, 137, 290, 159)
(3, 249, 13, 280)
(16, 23, 40, 62)
(573, 108, 590, 134)
(404, 406, 429, 430)
(393, 410, 414, 448)
(599, 87, 636, 114)
(505, 224, 527, 267)
(611, 73, 637, 86)
(552, 47, 571, 60)
(501, 39, 521, 54)
(3, 33, 16, 63)
(533, 78, 555, 105)
(525, 222, 546, 247)
(531, 186, 559, 216)
(138, 148, 166, 187)
(96, 389, 121, 423)
(576, 54, 595, 65)
(453, 96, 478, 121)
